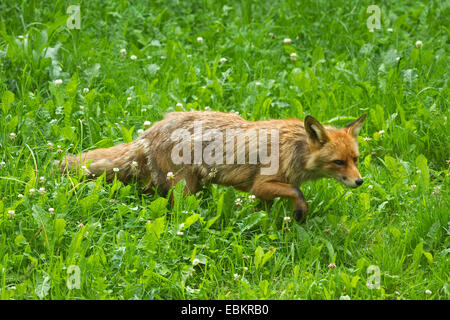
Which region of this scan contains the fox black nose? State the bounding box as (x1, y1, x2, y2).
(355, 178, 363, 186)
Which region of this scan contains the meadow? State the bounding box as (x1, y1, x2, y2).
(0, 0, 448, 300)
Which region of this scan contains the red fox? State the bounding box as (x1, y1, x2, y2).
(61, 111, 366, 221)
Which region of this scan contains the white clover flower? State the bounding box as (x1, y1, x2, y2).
(0, 161, 5, 167)
(54, 79, 63, 85)
(137, 129, 145, 135)
(113, 167, 119, 173)
(177, 231, 184, 236)
(39, 187, 46, 195)
(120, 48, 127, 56)
(248, 194, 256, 203)
(378, 130, 385, 136)
(415, 40, 423, 48)
(220, 57, 227, 64)
(144, 120, 151, 127)
(78, 222, 84, 228)
(196, 36, 203, 43)
(18, 35, 24, 40)
(363, 137, 372, 141)
(81, 165, 91, 175)
(396, 57, 401, 62)
(192, 258, 200, 266)
(29, 188, 36, 196)
(411, 184, 417, 190)
(235, 198, 242, 206)
(47, 142, 54, 149)
(39, 176, 45, 184)
(127, 97, 132, 102)
(290, 53, 298, 61)
(283, 38, 292, 45)
(79, 105, 85, 110)
(387, 28, 393, 32)
(7, 210, 15, 219)
(284, 216, 291, 223)
(131, 161, 138, 169)
(368, 185, 373, 190)
(130, 55, 137, 61)
(167, 171, 175, 180)
(48, 208, 55, 215)
(204, 106, 211, 111)
(83, 88, 89, 94)
(233, 273, 240, 280)
(18, 194, 23, 199)
(432, 186, 441, 195)
(176, 102, 183, 108)
(160, 55, 166, 60)
(425, 289, 432, 295)
(243, 267, 248, 271)
(9, 133, 17, 140)
(208, 167, 217, 179)
(328, 263, 336, 269)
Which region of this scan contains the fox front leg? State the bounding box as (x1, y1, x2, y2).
(291, 186, 308, 221)
(251, 181, 308, 222)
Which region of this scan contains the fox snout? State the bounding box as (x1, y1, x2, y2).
(336, 172, 363, 188)
(342, 176, 364, 188)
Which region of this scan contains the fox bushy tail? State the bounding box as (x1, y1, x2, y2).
(60, 137, 150, 182)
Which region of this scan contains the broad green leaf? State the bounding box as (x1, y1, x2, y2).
(54, 218, 66, 242)
(61, 126, 75, 141)
(35, 272, 51, 299)
(412, 241, 423, 270)
(261, 248, 275, 267)
(65, 73, 79, 97)
(32, 204, 50, 226)
(239, 211, 266, 232)
(324, 240, 335, 261)
(423, 251, 433, 264)
(148, 197, 168, 219)
(254, 246, 264, 270)
(182, 213, 202, 229)
(341, 272, 351, 288)
(146, 216, 165, 240)
(14, 234, 27, 246)
(7, 115, 18, 133)
(416, 154, 430, 191)
(351, 276, 361, 288)
(359, 192, 370, 210)
(79, 194, 99, 214)
(121, 125, 135, 143)
(1, 90, 15, 113)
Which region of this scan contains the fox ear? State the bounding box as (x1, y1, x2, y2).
(345, 114, 367, 137)
(304, 115, 329, 147)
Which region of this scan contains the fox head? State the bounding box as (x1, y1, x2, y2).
(304, 114, 367, 188)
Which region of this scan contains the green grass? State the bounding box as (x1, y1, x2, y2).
(0, 0, 449, 300)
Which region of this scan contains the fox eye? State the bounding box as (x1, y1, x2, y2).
(333, 160, 346, 166)
(353, 157, 358, 163)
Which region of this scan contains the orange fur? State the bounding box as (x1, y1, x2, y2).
(60, 111, 366, 221)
